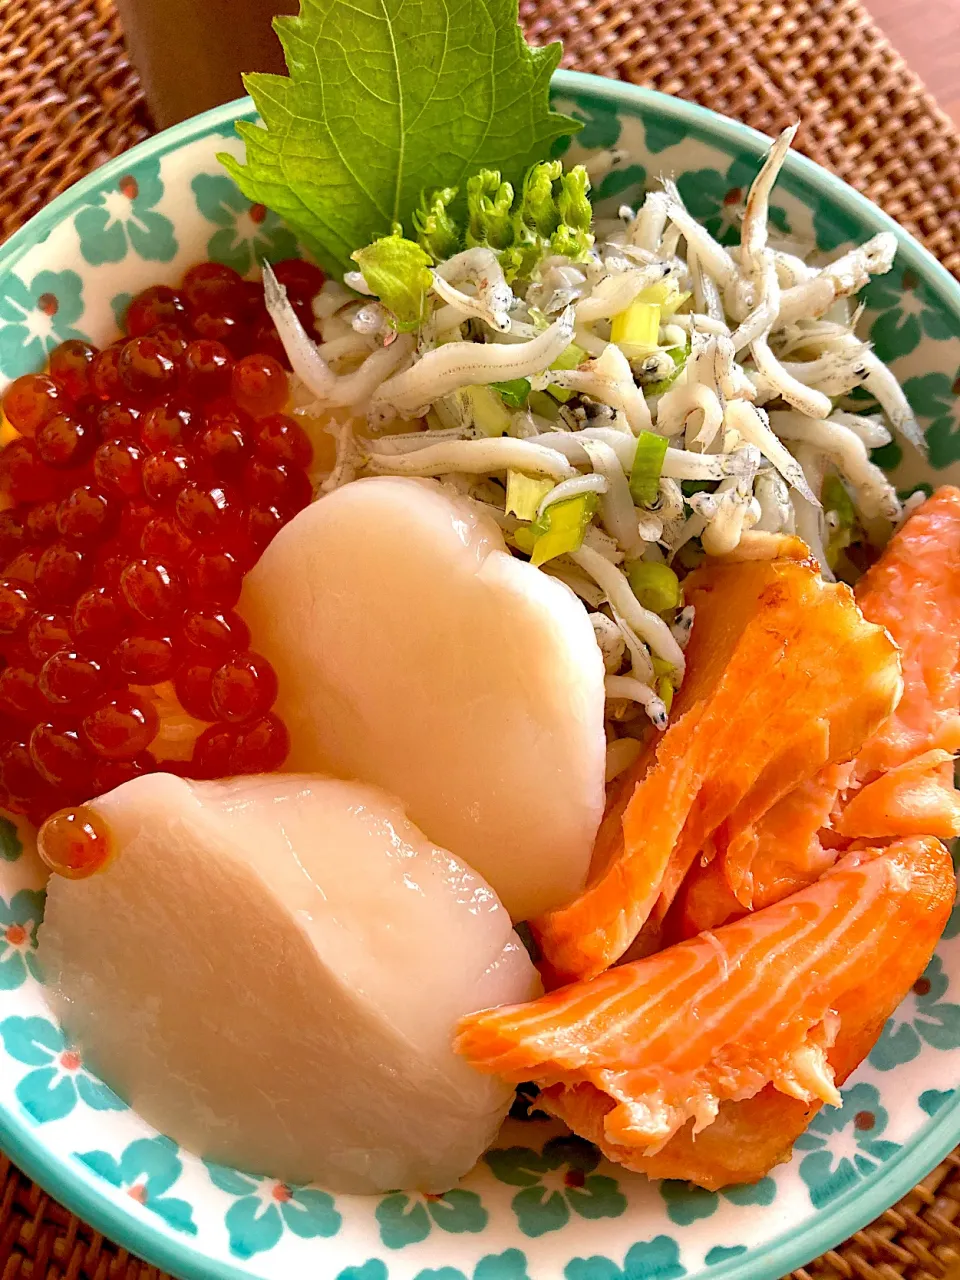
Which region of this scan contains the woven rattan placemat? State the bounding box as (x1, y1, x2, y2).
(2, 1, 960, 1277)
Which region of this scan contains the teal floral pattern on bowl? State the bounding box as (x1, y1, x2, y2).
(191, 174, 299, 274)
(485, 1135, 627, 1238)
(205, 1160, 341, 1258)
(2, 73, 960, 1280)
(0, 269, 87, 380)
(81, 1136, 197, 1235)
(794, 1084, 900, 1209)
(74, 159, 177, 266)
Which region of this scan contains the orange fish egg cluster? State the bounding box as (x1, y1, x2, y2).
(0, 259, 323, 825)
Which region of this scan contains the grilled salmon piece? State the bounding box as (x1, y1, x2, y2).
(531, 557, 902, 984)
(459, 836, 954, 1182)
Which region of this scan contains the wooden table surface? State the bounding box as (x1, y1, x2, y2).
(865, 0, 960, 124)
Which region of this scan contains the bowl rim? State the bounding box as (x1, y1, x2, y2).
(1, 70, 959, 1280)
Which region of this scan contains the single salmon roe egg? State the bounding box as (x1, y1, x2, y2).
(27, 612, 72, 663)
(90, 345, 125, 401)
(36, 542, 90, 603)
(94, 438, 144, 498)
(57, 486, 115, 542)
(231, 353, 288, 417)
(232, 712, 289, 773)
(81, 694, 159, 759)
(115, 630, 177, 682)
(191, 722, 239, 778)
(0, 511, 27, 566)
(183, 262, 244, 313)
(254, 414, 312, 468)
(0, 740, 42, 803)
(175, 483, 241, 543)
(0, 439, 61, 503)
(148, 323, 190, 361)
(0, 666, 41, 720)
(72, 585, 127, 646)
(120, 557, 182, 622)
(211, 651, 278, 723)
(48, 340, 97, 401)
(4, 546, 44, 584)
(183, 340, 232, 401)
(198, 404, 250, 472)
(246, 503, 289, 553)
(38, 805, 113, 878)
(174, 661, 216, 719)
(96, 401, 141, 439)
(184, 549, 243, 607)
(29, 725, 92, 789)
(192, 306, 246, 350)
(125, 286, 188, 338)
(251, 318, 289, 369)
(140, 513, 193, 564)
(39, 650, 107, 705)
(271, 258, 325, 303)
(181, 607, 250, 656)
(140, 402, 193, 452)
(35, 412, 94, 469)
(0, 580, 34, 636)
(2, 374, 63, 437)
(142, 450, 193, 505)
(118, 336, 178, 401)
(26, 499, 59, 544)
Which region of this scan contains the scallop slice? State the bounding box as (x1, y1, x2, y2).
(238, 476, 607, 921)
(38, 772, 539, 1194)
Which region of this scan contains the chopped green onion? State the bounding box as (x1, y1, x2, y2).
(629, 430, 669, 506)
(463, 385, 512, 437)
(492, 378, 531, 408)
(823, 473, 857, 570)
(823, 474, 856, 526)
(550, 342, 587, 372)
(645, 340, 690, 397)
(547, 384, 575, 403)
(516, 493, 599, 567)
(611, 300, 660, 352)
(527, 390, 563, 421)
(662, 290, 692, 317)
(506, 470, 555, 521)
(640, 281, 675, 306)
(544, 342, 587, 401)
(681, 479, 714, 498)
(651, 654, 675, 679)
(627, 561, 682, 613)
(657, 675, 674, 714)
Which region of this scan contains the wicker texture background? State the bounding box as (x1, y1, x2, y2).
(1, 0, 960, 1276)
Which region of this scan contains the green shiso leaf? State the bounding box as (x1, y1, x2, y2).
(219, 0, 582, 276)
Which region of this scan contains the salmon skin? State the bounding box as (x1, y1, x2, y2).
(458, 836, 954, 1178)
(531, 556, 902, 984)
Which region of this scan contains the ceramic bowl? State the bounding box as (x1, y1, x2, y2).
(0, 70, 959, 1280)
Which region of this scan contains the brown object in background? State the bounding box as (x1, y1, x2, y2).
(0, 0, 151, 244)
(3, 0, 960, 274)
(113, 0, 297, 128)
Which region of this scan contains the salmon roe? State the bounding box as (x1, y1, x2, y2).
(0, 258, 319, 825)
